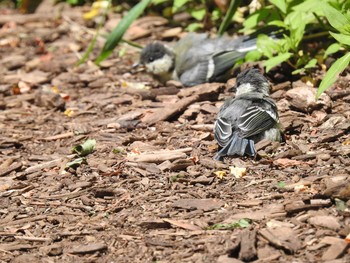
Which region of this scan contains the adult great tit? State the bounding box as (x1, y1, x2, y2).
(138, 33, 259, 87)
(214, 68, 281, 161)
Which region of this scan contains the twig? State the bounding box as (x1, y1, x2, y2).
(41, 132, 75, 141)
(0, 162, 22, 177)
(127, 150, 188, 163)
(24, 156, 72, 175)
(38, 189, 89, 200)
(14, 236, 51, 242)
(0, 215, 47, 227)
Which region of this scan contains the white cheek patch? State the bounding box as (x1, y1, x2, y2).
(146, 54, 173, 75)
(236, 83, 255, 96)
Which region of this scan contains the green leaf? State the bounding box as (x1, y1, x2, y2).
(292, 58, 317, 75)
(72, 139, 96, 157)
(172, 0, 190, 12)
(245, 50, 262, 62)
(243, 8, 270, 30)
(316, 52, 350, 98)
(256, 34, 281, 58)
(335, 198, 347, 212)
(277, 181, 286, 188)
(305, 58, 318, 68)
(270, 0, 287, 14)
(189, 8, 206, 21)
(95, 0, 152, 64)
(218, 0, 241, 36)
(267, 20, 287, 28)
(292, 68, 304, 75)
(264, 52, 292, 72)
(329, 32, 350, 46)
(186, 22, 203, 32)
(65, 157, 87, 170)
(207, 219, 252, 230)
(151, 0, 168, 5)
(211, 8, 222, 22)
(323, 4, 350, 34)
(324, 43, 341, 58)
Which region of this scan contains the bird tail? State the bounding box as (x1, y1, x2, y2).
(214, 135, 256, 161)
(236, 37, 258, 53)
(236, 28, 283, 53)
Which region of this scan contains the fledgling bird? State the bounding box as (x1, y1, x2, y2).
(214, 68, 281, 161)
(138, 33, 259, 87)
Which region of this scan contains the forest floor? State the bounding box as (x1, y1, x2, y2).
(0, 2, 350, 263)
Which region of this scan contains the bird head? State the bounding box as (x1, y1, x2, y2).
(235, 68, 270, 96)
(139, 42, 175, 75)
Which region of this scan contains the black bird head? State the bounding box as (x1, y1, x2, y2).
(235, 68, 270, 96)
(139, 42, 175, 75)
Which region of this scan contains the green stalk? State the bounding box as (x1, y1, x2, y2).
(218, 0, 241, 35)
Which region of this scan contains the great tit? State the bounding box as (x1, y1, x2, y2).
(138, 33, 259, 87)
(214, 68, 281, 160)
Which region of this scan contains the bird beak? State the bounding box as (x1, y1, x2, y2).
(132, 62, 146, 72)
(132, 62, 140, 69)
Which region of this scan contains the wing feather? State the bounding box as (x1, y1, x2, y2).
(238, 102, 278, 138)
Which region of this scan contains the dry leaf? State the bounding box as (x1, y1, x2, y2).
(64, 108, 74, 117)
(229, 166, 247, 178)
(214, 170, 226, 179)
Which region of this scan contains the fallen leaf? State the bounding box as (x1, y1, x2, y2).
(64, 108, 74, 117)
(65, 157, 87, 170)
(121, 81, 150, 90)
(207, 219, 252, 230)
(83, 1, 110, 20)
(72, 139, 96, 157)
(17, 81, 31, 94)
(214, 170, 226, 179)
(230, 166, 247, 178)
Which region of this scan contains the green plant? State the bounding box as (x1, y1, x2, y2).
(240, 0, 350, 97)
(316, 4, 350, 98)
(94, 0, 151, 64)
(85, 0, 349, 99)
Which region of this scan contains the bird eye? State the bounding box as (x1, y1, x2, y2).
(148, 57, 154, 62)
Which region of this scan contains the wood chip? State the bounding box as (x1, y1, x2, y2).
(142, 83, 223, 125)
(173, 199, 224, 211)
(163, 219, 202, 231)
(69, 242, 107, 254)
(127, 150, 187, 163)
(259, 227, 301, 254)
(322, 240, 349, 261)
(239, 229, 257, 261)
(0, 162, 22, 177)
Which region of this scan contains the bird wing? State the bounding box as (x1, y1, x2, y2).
(237, 97, 279, 138)
(177, 63, 208, 86)
(214, 117, 233, 147)
(214, 98, 242, 147)
(209, 50, 245, 81)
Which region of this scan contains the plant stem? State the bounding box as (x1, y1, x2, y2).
(303, 31, 329, 40)
(218, 0, 241, 36)
(121, 39, 143, 49)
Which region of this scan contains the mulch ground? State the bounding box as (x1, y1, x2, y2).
(1, 2, 350, 263)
